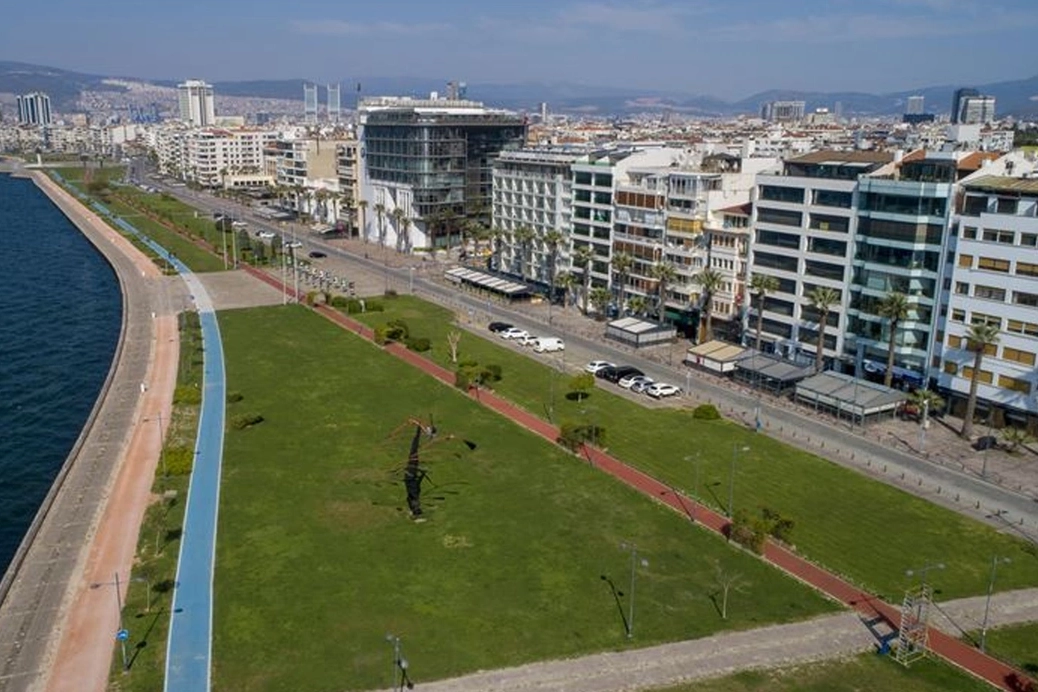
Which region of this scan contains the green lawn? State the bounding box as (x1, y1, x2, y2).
(352, 296, 1038, 601)
(979, 622, 1038, 675)
(104, 196, 226, 273)
(214, 305, 837, 692)
(656, 653, 993, 691)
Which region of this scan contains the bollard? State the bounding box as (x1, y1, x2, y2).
(975, 501, 980, 509)
(955, 493, 959, 502)
(937, 486, 941, 494)
(866, 459, 869, 466)
(918, 478, 922, 486)
(883, 465, 887, 472)
(900, 472, 905, 480)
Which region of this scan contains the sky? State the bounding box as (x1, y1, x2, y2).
(3, 0, 1037, 100)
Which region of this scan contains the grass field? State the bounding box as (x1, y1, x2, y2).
(352, 296, 1038, 601)
(655, 653, 993, 691)
(979, 622, 1038, 675)
(214, 305, 838, 692)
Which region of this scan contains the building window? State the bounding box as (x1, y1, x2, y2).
(759, 185, 804, 204)
(998, 375, 1030, 393)
(1022, 233, 1038, 248)
(809, 214, 850, 233)
(813, 189, 853, 208)
(955, 282, 969, 295)
(961, 367, 994, 384)
(951, 309, 966, 323)
(962, 226, 977, 239)
(974, 285, 1006, 302)
(996, 198, 1019, 214)
(1007, 319, 1038, 337)
(970, 313, 1002, 329)
(1014, 291, 1038, 308)
(1017, 262, 1038, 277)
(982, 228, 1014, 244)
(1003, 347, 1037, 366)
(943, 361, 958, 375)
(757, 207, 803, 227)
(958, 254, 973, 268)
(977, 257, 1010, 273)
(947, 335, 963, 349)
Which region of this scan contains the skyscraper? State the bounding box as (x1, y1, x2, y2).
(958, 95, 997, 125)
(327, 83, 341, 123)
(304, 83, 318, 124)
(951, 88, 979, 124)
(177, 80, 215, 127)
(16, 92, 52, 126)
(906, 95, 925, 115)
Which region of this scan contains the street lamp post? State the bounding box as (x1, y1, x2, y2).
(619, 542, 649, 639)
(729, 444, 750, 518)
(980, 556, 1011, 652)
(684, 453, 700, 522)
(409, 266, 415, 294)
(384, 634, 411, 691)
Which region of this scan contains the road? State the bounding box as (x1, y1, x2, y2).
(149, 172, 1038, 540)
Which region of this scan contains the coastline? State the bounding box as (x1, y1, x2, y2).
(0, 167, 181, 692)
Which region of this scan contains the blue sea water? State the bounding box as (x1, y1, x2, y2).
(0, 173, 122, 577)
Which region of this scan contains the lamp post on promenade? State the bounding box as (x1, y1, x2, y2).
(619, 542, 649, 639)
(729, 444, 750, 517)
(980, 556, 1011, 652)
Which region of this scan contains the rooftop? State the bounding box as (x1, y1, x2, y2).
(964, 175, 1038, 195)
(788, 150, 895, 165)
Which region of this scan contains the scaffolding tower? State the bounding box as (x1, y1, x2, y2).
(895, 583, 933, 666)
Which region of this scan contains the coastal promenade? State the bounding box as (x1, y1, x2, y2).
(0, 169, 181, 692)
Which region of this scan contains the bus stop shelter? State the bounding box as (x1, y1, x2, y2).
(795, 371, 906, 427)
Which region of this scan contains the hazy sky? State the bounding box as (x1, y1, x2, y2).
(4, 0, 1037, 99)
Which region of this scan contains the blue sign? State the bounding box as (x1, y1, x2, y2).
(116, 628, 130, 641)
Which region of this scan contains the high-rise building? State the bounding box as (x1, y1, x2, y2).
(16, 92, 52, 126)
(951, 88, 979, 124)
(957, 95, 997, 125)
(304, 83, 319, 124)
(177, 80, 215, 127)
(327, 84, 341, 123)
(760, 100, 806, 123)
(906, 96, 925, 115)
(360, 96, 526, 249)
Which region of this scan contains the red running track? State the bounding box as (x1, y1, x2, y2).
(251, 269, 1034, 692)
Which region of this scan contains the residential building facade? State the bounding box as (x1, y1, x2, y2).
(177, 80, 216, 128)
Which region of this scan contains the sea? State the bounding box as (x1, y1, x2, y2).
(0, 172, 122, 578)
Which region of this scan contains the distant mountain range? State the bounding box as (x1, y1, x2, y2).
(3, 60, 1037, 118)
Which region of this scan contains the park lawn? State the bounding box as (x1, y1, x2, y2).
(978, 622, 1038, 674)
(213, 305, 838, 692)
(352, 296, 1038, 601)
(117, 186, 232, 246)
(654, 653, 993, 692)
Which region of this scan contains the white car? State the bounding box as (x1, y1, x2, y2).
(584, 360, 615, 374)
(645, 383, 681, 399)
(533, 337, 565, 353)
(285, 241, 303, 249)
(619, 374, 653, 390)
(516, 334, 539, 347)
(630, 378, 655, 394)
(500, 327, 530, 340)
(256, 231, 276, 239)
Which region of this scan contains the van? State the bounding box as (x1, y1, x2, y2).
(533, 337, 564, 353)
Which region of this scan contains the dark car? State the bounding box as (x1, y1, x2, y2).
(488, 322, 514, 333)
(308, 251, 327, 259)
(602, 365, 644, 384)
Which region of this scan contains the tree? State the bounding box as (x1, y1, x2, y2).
(877, 292, 910, 388)
(626, 295, 650, 317)
(446, 331, 461, 364)
(807, 286, 840, 373)
(749, 274, 779, 351)
(373, 203, 387, 248)
(513, 226, 536, 281)
(907, 388, 944, 427)
(391, 207, 408, 253)
(712, 559, 747, 621)
(356, 199, 369, 243)
(650, 261, 678, 325)
(692, 268, 724, 343)
(589, 286, 611, 318)
(961, 322, 1001, 439)
(611, 252, 634, 314)
(490, 227, 506, 271)
(1001, 426, 1035, 454)
(544, 229, 565, 303)
(568, 372, 595, 401)
(572, 246, 594, 316)
(556, 271, 577, 310)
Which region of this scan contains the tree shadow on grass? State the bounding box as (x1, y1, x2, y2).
(600, 574, 629, 637)
(127, 607, 165, 670)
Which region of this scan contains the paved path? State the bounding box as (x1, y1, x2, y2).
(0, 171, 177, 692)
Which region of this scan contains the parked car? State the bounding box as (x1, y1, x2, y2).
(645, 383, 681, 398)
(594, 365, 618, 380)
(630, 377, 655, 393)
(620, 374, 652, 390)
(256, 231, 276, 239)
(488, 322, 514, 333)
(516, 334, 539, 347)
(603, 366, 644, 384)
(500, 327, 530, 340)
(584, 360, 615, 374)
(308, 251, 327, 259)
(533, 337, 565, 353)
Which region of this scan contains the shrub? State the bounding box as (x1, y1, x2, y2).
(557, 421, 606, 451)
(364, 300, 385, 312)
(173, 385, 201, 405)
(406, 337, 431, 352)
(729, 509, 766, 553)
(384, 289, 398, 298)
(484, 363, 502, 382)
(163, 446, 194, 476)
(692, 404, 721, 420)
(229, 412, 264, 430)
(226, 391, 244, 404)
(386, 319, 410, 340)
(330, 295, 349, 308)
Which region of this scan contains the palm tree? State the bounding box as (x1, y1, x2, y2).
(650, 261, 678, 325)
(877, 292, 910, 388)
(627, 295, 650, 317)
(807, 286, 840, 373)
(961, 322, 1001, 440)
(611, 252, 634, 314)
(908, 389, 944, 428)
(373, 203, 387, 248)
(356, 199, 369, 243)
(544, 229, 565, 303)
(589, 287, 611, 317)
(572, 246, 594, 316)
(490, 226, 506, 271)
(391, 207, 408, 253)
(749, 274, 779, 351)
(692, 268, 724, 343)
(556, 271, 577, 310)
(513, 226, 536, 281)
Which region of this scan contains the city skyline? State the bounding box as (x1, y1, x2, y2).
(2, 0, 1037, 100)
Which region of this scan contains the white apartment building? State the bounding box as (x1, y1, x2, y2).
(492, 148, 584, 286)
(154, 127, 277, 187)
(178, 80, 216, 127)
(939, 166, 1038, 425)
